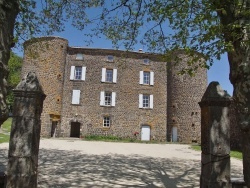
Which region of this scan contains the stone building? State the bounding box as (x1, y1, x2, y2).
(21, 36, 207, 142)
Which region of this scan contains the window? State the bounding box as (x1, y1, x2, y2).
(106, 69, 113, 82)
(70, 66, 86, 81)
(76, 53, 84, 60)
(100, 91, 116, 106)
(143, 59, 150, 64)
(143, 72, 150, 85)
(104, 92, 112, 106)
(101, 68, 117, 83)
(139, 71, 154, 85)
(107, 55, 114, 62)
(143, 95, 150, 107)
(139, 94, 153, 109)
(103, 116, 111, 127)
(72, 90, 81, 104)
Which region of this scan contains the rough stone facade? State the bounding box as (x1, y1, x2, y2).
(22, 36, 207, 142)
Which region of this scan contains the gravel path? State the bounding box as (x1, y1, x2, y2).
(0, 139, 243, 188)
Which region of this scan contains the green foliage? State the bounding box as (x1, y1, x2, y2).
(7, 52, 22, 105)
(15, 0, 249, 74)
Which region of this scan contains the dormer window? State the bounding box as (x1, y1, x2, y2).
(107, 55, 114, 62)
(76, 53, 84, 60)
(143, 59, 150, 64)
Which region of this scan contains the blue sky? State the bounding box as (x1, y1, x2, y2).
(14, 27, 233, 95)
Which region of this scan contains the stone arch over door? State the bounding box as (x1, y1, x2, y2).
(141, 124, 151, 141)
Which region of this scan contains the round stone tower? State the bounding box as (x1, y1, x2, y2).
(167, 51, 207, 143)
(22, 37, 68, 137)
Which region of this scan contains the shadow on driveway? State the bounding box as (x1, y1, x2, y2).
(37, 149, 200, 188)
(0, 146, 243, 188)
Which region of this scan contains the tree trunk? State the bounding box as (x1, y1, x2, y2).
(0, 0, 19, 125)
(218, 0, 250, 186)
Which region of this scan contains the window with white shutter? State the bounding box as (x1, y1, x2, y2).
(101, 68, 117, 83)
(139, 94, 153, 109)
(139, 71, 154, 85)
(70, 66, 86, 81)
(72, 90, 81, 104)
(100, 91, 116, 107)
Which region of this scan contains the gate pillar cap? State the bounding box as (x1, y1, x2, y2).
(199, 81, 231, 107)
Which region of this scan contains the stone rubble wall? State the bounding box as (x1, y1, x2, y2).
(22, 37, 68, 137)
(167, 53, 207, 143)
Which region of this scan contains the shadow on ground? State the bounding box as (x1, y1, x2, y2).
(0, 148, 243, 188)
(38, 149, 201, 188)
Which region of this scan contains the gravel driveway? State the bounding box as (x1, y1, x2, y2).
(0, 139, 243, 188)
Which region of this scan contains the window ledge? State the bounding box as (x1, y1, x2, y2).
(102, 127, 111, 130)
(100, 105, 114, 108)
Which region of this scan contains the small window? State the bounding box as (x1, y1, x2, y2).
(75, 66, 82, 80)
(104, 92, 112, 106)
(143, 95, 150, 108)
(76, 53, 84, 60)
(139, 71, 154, 85)
(100, 91, 116, 106)
(143, 72, 150, 85)
(107, 55, 114, 62)
(106, 69, 113, 82)
(70, 66, 86, 81)
(103, 116, 111, 127)
(143, 59, 150, 64)
(139, 94, 153, 109)
(101, 68, 117, 83)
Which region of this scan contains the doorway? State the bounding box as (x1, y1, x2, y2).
(51, 121, 57, 137)
(172, 126, 178, 142)
(70, 122, 81, 138)
(141, 125, 150, 141)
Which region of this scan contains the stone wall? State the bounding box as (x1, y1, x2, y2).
(60, 49, 167, 141)
(22, 37, 68, 137)
(21, 36, 209, 142)
(167, 53, 207, 143)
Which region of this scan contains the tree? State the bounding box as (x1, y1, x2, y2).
(7, 52, 22, 106)
(2, 0, 250, 186)
(0, 0, 18, 125)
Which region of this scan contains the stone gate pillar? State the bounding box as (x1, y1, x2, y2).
(199, 82, 232, 188)
(6, 72, 46, 188)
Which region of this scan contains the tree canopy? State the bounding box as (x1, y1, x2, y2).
(16, 1, 248, 72)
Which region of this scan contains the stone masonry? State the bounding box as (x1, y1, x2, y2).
(21, 36, 207, 142)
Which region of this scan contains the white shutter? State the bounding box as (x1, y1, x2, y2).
(113, 69, 117, 83)
(101, 68, 106, 82)
(70, 66, 75, 80)
(150, 95, 154, 109)
(150, 72, 154, 85)
(139, 71, 143, 84)
(72, 90, 80, 104)
(81, 67, 86, 81)
(111, 92, 116, 106)
(139, 94, 143, 108)
(100, 91, 105, 106)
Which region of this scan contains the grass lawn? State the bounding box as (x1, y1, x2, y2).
(0, 118, 12, 143)
(0, 133, 9, 144)
(2, 118, 12, 132)
(191, 145, 242, 160)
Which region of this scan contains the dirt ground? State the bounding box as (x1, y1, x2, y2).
(0, 139, 243, 188)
